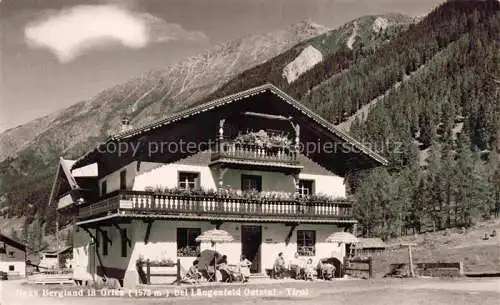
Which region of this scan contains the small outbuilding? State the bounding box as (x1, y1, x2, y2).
(0, 233, 27, 279)
(39, 246, 73, 269)
(356, 238, 387, 256)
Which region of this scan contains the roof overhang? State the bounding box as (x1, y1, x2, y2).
(48, 158, 97, 206)
(0, 233, 26, 252)
(76, 213, 358, 227)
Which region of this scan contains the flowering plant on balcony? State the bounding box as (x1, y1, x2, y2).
(297, 246, 316, 256)
(136, 255, 176, 266)
(142, 186, 347, 205)
(302, 193, 347, 204)
(260, 191, 296, 201)
(177, 245, 200, 257)
(234, 130, 291, 149)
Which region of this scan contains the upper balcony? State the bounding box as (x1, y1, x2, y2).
(210, 140, 301, 169)
(75, 190, 354, 223)
(210, 128, 302, 170)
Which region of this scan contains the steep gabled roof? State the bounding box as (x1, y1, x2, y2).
(72, 83, 388, 170)
(0, 233, 26, 252)
(47, 158, 81, 207)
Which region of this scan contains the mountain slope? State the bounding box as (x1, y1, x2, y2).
(3, 0, 499, 243)
(194, 0, 500, 237)
(0, 14, 412, 223)
(200, 13, 415, 107)
(0, 21, 329, 163)
(0, 20, 330, 226)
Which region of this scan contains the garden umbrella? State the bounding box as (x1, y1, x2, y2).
(326, 231, 359, 244)
(326, 232, 359, 258)
(195, 229, 234, 280)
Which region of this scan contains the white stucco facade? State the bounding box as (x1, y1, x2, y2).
(72, 219, 345, 287)
(74, 153, 350, 287)
(0, 261, 25, 279)
(97, 151, 346, 198)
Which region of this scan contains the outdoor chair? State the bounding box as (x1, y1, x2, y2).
(201, 264, 216, 282)
(290, 265, 306, 280)
(273, 267, 286, 279)
(219, 268, 233, 283)
(181, 269, 202, 284)
(317, 257, 342, 279)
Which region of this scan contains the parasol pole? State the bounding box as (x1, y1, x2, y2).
(213, 240, 216, 280)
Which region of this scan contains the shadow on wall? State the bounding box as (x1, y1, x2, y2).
(80, 227, 136, 287)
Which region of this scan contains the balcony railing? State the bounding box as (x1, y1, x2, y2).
(76, 190, 353, 221)
(211, 140, 300, 167)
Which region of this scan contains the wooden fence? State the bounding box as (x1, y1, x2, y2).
(137, 259, 181, 285)
(385, 261, 464, 277)
(343, 257, 373, 279)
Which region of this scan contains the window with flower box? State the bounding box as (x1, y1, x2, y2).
(297, 230, 316, 256)
(178, 172, 200, 190)
(298, 180, 314, 198)
(177, 228, 201, 257)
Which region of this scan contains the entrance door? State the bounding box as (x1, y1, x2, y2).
(241, 225, 262, 273)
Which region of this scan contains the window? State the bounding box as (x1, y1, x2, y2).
(120, 170, 127, 190)
(101, 180, 107, 196)
(101, 231, 108, 256)
(297, 230, 316, 256)
(8, 251, 14, 257)
(177, 228, 201, 257)
(178, 172, 200, 190)
(298, 180, 314, 197)
(241, 175, 262, 192)
(9, 265, 14, 271)
(121, 229, 128, 257)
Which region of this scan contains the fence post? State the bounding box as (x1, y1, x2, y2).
(458, 260, 464, 277)
(342, 256, 348, 278)
(176, 259, 181, 285)
(146, 259, 151, 285)
(368, 257, 373, 278)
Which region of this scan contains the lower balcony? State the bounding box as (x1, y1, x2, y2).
(75, 190, 354, 222)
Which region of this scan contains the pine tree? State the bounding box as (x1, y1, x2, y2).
(354, 167, 394, 239)
(65, 229, 73, 247)
(423, 142, 445, 231)
(9, 228, 19, 241)
(454, 133, 485, 226)
(27, 217, 44, 253)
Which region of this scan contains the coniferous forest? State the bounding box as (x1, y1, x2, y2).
(0, 0, 498, 244)
(204, 0, 500, 239)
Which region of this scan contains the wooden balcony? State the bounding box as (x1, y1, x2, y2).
(76, 190, 354, 222)
(210, 140, 302, 169)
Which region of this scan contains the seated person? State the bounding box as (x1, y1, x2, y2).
(289, 252, 305, 279)
(304, 258, 315, 281)
(273, 252, 286, 279)
(216, 255, 232, 282)
(239, 255, 252, 283)
(318, 260, 336, 280)
(184, 260, 202, 283)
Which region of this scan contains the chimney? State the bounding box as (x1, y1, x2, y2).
(121, 117, 131, 132)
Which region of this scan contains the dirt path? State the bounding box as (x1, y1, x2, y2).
(1, 278, 499, 305)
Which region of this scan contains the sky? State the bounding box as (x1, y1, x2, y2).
(0, 0, 444, 133)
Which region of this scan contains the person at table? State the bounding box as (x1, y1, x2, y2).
(184, 260, 202, 282)
(289, 252, 305, 279)
(239, 255, 252, 283)
(304, 258, 315, 281)
(318, 259, 336, 280)
(273, 252, 286, 279)
(216, 255, 232, 282)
